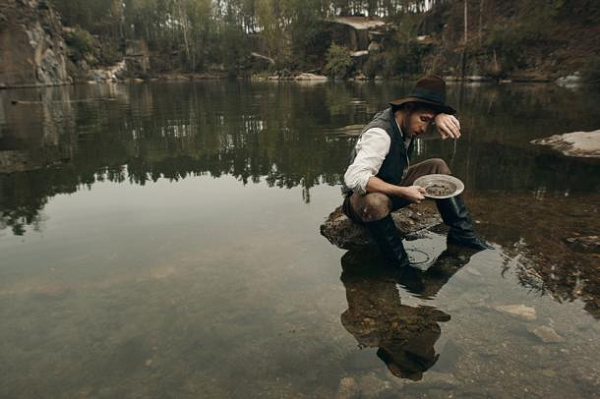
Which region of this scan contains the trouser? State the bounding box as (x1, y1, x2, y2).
(343, 158, 451, 223)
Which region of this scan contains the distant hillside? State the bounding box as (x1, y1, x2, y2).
(416, 0, 600, 80)
(2, 0, 599, 86)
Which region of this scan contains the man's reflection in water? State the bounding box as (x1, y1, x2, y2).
(340, 246, 477, 380)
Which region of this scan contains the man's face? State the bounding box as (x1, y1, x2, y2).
(404, 109, 436, 138)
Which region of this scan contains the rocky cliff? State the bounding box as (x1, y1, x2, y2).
(0, 0, 69, 88)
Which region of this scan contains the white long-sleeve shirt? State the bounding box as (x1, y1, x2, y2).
(343, 127, 391, 195)
(344, 118, 411, 195)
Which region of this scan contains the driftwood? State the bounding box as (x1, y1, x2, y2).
(320, 203, 442, 250)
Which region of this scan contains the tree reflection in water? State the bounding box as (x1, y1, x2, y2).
(1, 82, 599, 318)
(339, 246, 481, 380)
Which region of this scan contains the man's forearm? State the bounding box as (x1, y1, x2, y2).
(365, 176, 406, 197)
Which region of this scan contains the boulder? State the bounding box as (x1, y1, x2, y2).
(0, 0, 69, 87)
(531, 130, 600, 158)
(531, 326, 565, 344)
(320, 203, 442, 250)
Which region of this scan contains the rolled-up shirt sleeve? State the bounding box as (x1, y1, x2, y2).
(344, 127, 391, 195)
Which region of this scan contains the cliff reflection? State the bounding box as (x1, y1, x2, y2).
(340, 247, 479, 380)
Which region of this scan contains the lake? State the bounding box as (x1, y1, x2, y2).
(1, 81, 599, 398)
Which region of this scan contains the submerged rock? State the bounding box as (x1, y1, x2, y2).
(320, 203, 442, 250)
(493, 304, 537, 321)
(335, 377, 360, 399)
(565, 236, 600, 253)
(531, 130, 600, 158)
(531, 326, 565, 344)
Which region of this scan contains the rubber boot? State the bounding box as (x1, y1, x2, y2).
(435, 196, 493, 250)
(364, 214, 410, 267)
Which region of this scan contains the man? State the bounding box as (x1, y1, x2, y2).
(342, 75, 491, 266)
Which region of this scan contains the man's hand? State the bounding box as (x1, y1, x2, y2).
(400, 185, 426, 204)
(435, 113, 461, 140)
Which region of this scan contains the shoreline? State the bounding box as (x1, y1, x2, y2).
(0, 72, 584, 91)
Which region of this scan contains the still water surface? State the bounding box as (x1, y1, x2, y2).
(1, 81, 599, 398)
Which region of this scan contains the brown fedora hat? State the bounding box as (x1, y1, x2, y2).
(390, 75, 456, 115)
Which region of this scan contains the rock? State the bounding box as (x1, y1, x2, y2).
(320, 204, 442, 250)
(556, 72, 582, 87)
(565, 236, 600, 253)
(493, 304, 537, 321)
(0, 0, 69, 87)
(531, 130, 600, 158)
(465, 75, 493, 82)
(87, 60, 127, 83)
(531, 326, 565, 343)
(335, 377, 360, 399)
(368, 41, 382, 52)
(294, 73, 328, 81)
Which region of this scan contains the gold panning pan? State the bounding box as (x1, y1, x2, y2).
(413, 174, 465, 200)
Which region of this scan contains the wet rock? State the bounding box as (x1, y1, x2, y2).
(335, 377, 360, 399)
(320, 204, 442, 250)
(531, 130, 600, 158)
(565, 236, 600, 253)
(294, 73, 328, 81)
(493, 304, 537, 321)
(531, 326, 565, 343)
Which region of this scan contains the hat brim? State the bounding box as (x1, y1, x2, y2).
(390, 97, 456, 115)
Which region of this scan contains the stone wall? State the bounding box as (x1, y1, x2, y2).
(0, 0, 69, 88)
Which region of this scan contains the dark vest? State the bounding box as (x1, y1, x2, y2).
(343, 108, 413, 194)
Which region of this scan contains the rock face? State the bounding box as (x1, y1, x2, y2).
(531, 130, 600, 158)
(320, 203, 442, 250)
(0, 0, 70, 88)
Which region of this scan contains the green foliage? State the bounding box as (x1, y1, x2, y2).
(65, 27, 96, 61)
(219, 23, 252, 74)
(49, 0, 599, 77)
(324, 44, 353, 79)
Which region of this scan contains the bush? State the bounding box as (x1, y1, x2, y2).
(65, 27, 95, 61)
(372, 42, 429, 78)
(324, 44, 353, 79)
